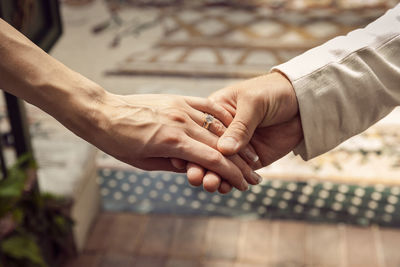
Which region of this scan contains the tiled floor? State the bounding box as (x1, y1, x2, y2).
(65, 212, 400, 267)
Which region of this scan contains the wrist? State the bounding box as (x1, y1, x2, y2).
(41, 72, 108, 143)
(262, 71, 299, 126)
(68, 81, 109, 144)
(277, 70, 298, 115)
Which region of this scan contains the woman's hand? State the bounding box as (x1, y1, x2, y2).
(88, 92, 261, 191)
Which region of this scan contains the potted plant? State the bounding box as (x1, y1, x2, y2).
(0, 155, 75, 267)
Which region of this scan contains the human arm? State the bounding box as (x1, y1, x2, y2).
(273, 3, 400, 160)
(0, 18, 255, 191)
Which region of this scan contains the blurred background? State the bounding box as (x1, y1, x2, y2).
(1, 0, 400, 266)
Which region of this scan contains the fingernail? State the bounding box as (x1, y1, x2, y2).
(219, 137, 239, 152)
(251, 171, 263, 184)
(243, 147, 259, 162)
(242, 180, 249, 191)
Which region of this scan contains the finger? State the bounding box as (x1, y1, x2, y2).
(185, 120, 261, 186)
(251, 116, 303, 166)
(189, 110, 260, 167)
(186, 162, 205, 187)
(218, 181, 233, 194)
(172, 139, 248, 191)
(170, 158, 186, 170)
(218, 97, 262, 156)
(155, 128, 248, 191)
(248, 139, 263, 170)
(208, 90, 237, 117)
(134, 157, 186, 173)
(203, 171, 221, 193)
(189, 111, 227, 137)
(240, 145, 262, 168)
(185, 97, 233, 126)
(229, 154, 263, 186)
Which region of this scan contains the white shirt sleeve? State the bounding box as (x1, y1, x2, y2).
(272, 4, 400, 160)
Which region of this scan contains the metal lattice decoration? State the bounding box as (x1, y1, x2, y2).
(106, 0, 399, 78)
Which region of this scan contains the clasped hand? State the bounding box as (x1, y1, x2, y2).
(91, 72, 302, 193)
(92, 91, 258, 191)
(171, 72, 303, 193)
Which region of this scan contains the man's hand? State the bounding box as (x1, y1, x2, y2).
(213, 72, 300, 155)
(185, 72, 303, 193)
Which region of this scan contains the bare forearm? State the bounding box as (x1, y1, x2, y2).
(0, 18, 105, 141)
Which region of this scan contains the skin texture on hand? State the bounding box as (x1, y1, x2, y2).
(213, 72, 300, 155)
(185, 72, 304, 193)
(88, 93, 257, 191)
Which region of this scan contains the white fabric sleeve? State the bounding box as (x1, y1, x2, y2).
(272, 4, 400, 160)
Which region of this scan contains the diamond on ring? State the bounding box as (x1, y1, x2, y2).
(203, 114, 214, 130)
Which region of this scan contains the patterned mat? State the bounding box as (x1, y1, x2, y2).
(98, 167, 400, 227)
(96, 117, 400, 227)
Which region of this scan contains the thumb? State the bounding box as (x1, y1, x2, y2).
(217, 98, 261, 155)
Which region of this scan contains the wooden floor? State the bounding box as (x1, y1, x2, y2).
(65, 212, 400, 267)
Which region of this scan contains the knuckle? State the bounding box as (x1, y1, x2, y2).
(208, 99, 218, 111)
(209, 100, 230, 123)
(166, 110, 188, 124)
(208, 151, 223, 165)
(213, 120, 226, 136)
(163, 131, 183, 146)
(174, 137, 191, 154)
(170, 97, 187, 109)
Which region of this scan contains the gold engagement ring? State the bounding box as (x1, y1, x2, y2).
(202, 113, 214, 130)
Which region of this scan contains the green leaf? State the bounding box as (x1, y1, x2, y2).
(0, 154, 37, 216)
(12, 208, 24, 224)
(0, 175, 25, 217)
(53, 215, 73, 234)
(0, 170, 25, 198)
(12, 153, 36, 170)
(1, 234, 47, 267)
